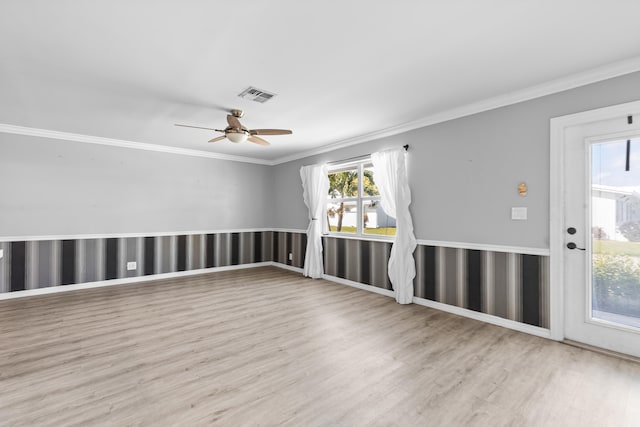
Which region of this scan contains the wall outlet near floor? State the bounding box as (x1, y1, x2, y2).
(288, 253, 293, 261)
(126, 261, 137, 271)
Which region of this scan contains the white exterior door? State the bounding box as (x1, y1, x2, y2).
(561, 111, 640, 357)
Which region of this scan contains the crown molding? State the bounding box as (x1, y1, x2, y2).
(0, 124, 273, 165)
(2, 56, 639, 167)
(271, 55, 640, 165)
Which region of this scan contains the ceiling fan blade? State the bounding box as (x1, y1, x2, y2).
(248, 135, 270, 146)
(249, 129, 293, 136)
(208, 135, 227, 143)
(175, 124, 221, 131)
(227, 114, 243, 130)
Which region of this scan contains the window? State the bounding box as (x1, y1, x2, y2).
(326, 159, 396, 237)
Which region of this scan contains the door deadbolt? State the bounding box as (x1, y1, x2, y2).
(567, 227, 577, 235)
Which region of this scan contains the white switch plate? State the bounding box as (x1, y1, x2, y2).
(511, 207, 528, 220)
(126, 261, 137, 271)
(0, 249, 3, 259)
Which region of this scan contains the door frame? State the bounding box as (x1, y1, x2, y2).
(549, 99, 640, 341)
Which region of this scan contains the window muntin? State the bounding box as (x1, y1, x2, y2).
(327, 161, 396, 238)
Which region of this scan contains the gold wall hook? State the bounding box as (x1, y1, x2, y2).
(518, 182, 528, 197)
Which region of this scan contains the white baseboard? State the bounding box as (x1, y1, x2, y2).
(271, 262, 304, 274)
(0, 262, 273, 300)
(412, 297, 552, 339)
(0, 261, 553, 341)
(316, 272, 551, 339)
(321, 273, 396, 298)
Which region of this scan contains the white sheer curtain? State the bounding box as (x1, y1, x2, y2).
(371, 148, 417, 304)
(300, 164, 329, 278)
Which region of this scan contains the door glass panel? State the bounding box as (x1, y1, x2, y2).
(591, 139, 640, 328)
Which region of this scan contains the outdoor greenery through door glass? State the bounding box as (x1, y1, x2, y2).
(327, 161, 396, 237)
(591, 138, 640, 329)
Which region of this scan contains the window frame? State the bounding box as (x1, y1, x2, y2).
(325, 158, 395, 240)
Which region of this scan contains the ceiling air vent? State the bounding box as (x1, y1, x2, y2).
(238, 86, 276, 103)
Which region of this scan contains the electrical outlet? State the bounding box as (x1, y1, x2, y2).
(288, 253, 293, 261)
(0, 249, 3, 259)
(126, 261, 137, 271)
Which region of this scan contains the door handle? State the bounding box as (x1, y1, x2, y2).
(567, 242, 586, 251)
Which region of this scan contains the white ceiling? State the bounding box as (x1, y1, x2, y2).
(2, 0, 640, 164)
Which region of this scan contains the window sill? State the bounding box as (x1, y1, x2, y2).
(322, 233, 395, 243)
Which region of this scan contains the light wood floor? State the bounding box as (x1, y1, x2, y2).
(1, 267, 639, 426)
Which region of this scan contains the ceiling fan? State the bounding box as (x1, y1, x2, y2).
(175, 109, 292, 146)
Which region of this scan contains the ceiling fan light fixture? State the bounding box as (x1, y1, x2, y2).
(226, 130, 249, 143)
(175, 109, 291, 146)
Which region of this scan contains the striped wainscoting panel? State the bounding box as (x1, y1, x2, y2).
(0, 231, 275, 294)
(414, 245, 549, 328)
(273, 231, 307, 267)
(322, 237, 393, 291)
(1, 230, 549, 329)
(321, 237, 549, 329)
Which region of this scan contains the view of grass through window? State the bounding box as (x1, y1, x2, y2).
(327, 161, 396, 237)
(591, 139, 640, 328)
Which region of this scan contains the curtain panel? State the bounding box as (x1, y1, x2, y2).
(300, 164, 329, 278)
(371, 149, 417, 304)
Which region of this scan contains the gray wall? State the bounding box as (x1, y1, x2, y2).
(273, 71, 640, 249)
(4, 71, 640, 245)
(0, 133, 274, 236)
